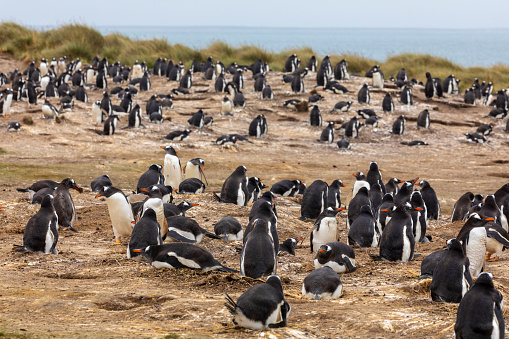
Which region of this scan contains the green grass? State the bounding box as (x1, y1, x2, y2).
(2, 22, 509, 90)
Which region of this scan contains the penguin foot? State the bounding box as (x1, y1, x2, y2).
(487, 255, 499, 262)
(111, 238, 122, 246)
(485, 253, 491, 260)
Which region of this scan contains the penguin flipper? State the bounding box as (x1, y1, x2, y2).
(486, 228, 509, 247)
(369, 254, 386, 261)
(418, 274, 433, 280)
(343, 258, 357, 273)
(218, 265, 238, 273)
(224, 294, 237, 315)
(204, 230, 221, 240)
(12, 244, 28, 252)
(16, 187, 30, 192)
(212, 192, 223, 202)
(166, 230, 196, 243)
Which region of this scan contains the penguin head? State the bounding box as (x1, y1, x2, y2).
(446, 238, 463, 252)
(61, 178, 82, 192)
(40, 194, 55, 208)
(317, 245, 332, 257)
(360, 205, 373, 215)
(475, 272, 494, 287)
(369, 161, 378, 171)
(148, 163, 163, 173)
(353, 172, 365, 180)
(160, 145, 177, 156)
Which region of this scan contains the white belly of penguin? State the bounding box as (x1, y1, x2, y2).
(466, 227, 487, 277)
(373, 73, 383, 88)
(45, 221, 54, 254)
(352, 181, 370, 197)
(402, 225, 411, 262)
(461, 266, 470, 297)
(185, 165, 200, 180)
(312, 217, 337, 251)
(486, 237, 503, 257)
(414, 212, 421, 242)
(237, 183, 245, 206)
(163, 154, 182, 189)
(142, 198, 165, 230)
(492, 307, 500, 339)
(106, 193, 135, 237)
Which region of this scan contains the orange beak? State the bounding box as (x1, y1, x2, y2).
(132, 249, 143, 252)
(160, 146, 165, 149)
(337, 208, 344, 212)
(380, 209, 389, 213)
(95, 193, 102, 198)
(318, 249, 325, 253)
(485, 217, 495, 221)
(414, 207, 423, 211)
(413, 177, 419, 183)
(353, 173, 357, 177)
(191, 204, 199, 207)
(140, 188, 148, 192)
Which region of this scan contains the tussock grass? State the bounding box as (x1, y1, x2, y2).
(2, 22, 509, 90)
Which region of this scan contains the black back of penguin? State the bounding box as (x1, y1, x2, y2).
(91, 174, 112, 192)
(327, 179, 344, 209)
(248, 114, 267, 138)
(214, 216, 243, 242)
(309, 105, 322, 126)
(302, 266, 342, 300)
(451, 192, 475, 222)
(240, 218, 276, 279)
(348, 204, 377, 247)
(137, 164, 163, 193)
(300, 180, 328, 220)
(358, 84, 370, 104)
(127, 208, 162, 260)
(392, 115, 405, 135)
(366, 161, 385, 193)
(416, 109, 430, 128)
(418, 180, 440, 220)
(220, 165, 248, 206)
(347, 187, 371, 229)
(382, 93, 394, 113)
(319, 122, 334, 143)
(379, 203, 415, 262)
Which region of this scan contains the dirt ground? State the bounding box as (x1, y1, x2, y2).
(1, 55, 509, 338)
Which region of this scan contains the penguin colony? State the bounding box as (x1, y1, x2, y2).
(2, 53, 509, 336)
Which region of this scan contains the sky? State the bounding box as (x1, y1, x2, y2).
(1, 0, 509, 29)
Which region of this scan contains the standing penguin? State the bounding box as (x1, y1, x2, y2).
(96, 69, 107, 89)
(100, 91, 112, 116)
(327, 179, 345, 209)
(299, 180, 328, 220)
(12, 195, 58, 254)
(220, 96, 233, 115)
(262, 85, 274, 100)
(103, 114, 119, 135)
(416, 109, 430, 128)
(400, 85, 413, 109)
(140, 71, 151, 91)
(291, 73, 305, 93)
(347, 187, 371, 229)
(479, 194, 508, 231)
(418, 180, 441, 220)
(225, 275, 290, 329)
(136, 164, 164, 194)
(319, 122, 334, 143)
(382, 93, 394, 113)
(377, 193, 395, 232)
(358, 84, 370, 104)
(248, 114, 268, 138)
(410, 190, 428, 243)
(310, 207, 343, 252)
(53, 178, 81, 232)
(160, 145, 182, 190)
(91, 100, 103, 125)
(352, 172, 370, 198)
(430, 238, 473, 303)
(392, 115, 405, 135)
(302, 266, 343, 300)
(184, 158, 207, 184)
(454, 272, 504, 338)
(240, 218, 276, 278)
(220, 166, 249, 206)
(127, 208, 162, 260)
(366, 161, 384, 193)
(314, 242, 357, 273)
(378, 203, 415, 262)
(371, 67, 384, 89)
(348, 205, 378, 247)
(307, 56, 317, 72)
(451, 192, 475, 222)
(188, 109, 205, 129)
(95, 186, 135, 244)
(394, 178, 418, 206)
(457, 213, 488, 277)
(309, 105, 322, 126)
(127, 104, 144, 128)
(424, 72, 435, 101)
(385, 178, 403, 196)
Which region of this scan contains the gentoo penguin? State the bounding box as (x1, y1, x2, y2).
(409, 190, 428, 243)
(16, 180, 59, 201)
(378, 202, 415, 262)
(232, 69, 244, 89)
(369, 183, 383, 216)
(12, 195, 58, 254)
(96, 69, 107, 89)
(165, 215, 220, 243)
(424, 72, 435, 101)
(279, 237, 302, 255)
(400, 85, 413, 109)
(248, 114, 268, 138)
(484, 222, 509, 261)
(330, 101, 352, 113)
(302, 266, 343, 300)
(366, 161, 384, 193)
(215, 134, 237, 146)
(99, 91, 112, 116)
(419, 247, 448, 280)
(271, 180, 302, 197)
(393, 178, 418, 206)
(314, 242, 357, 273)
(486, 108, 507, 119)
(126, 104, 144, 128)
(392, 115, 405, 135)
(75, 85, 87, 103)
(178, 178, 205, 194)
(245, 199, 279, 256)
(451, 192, 475, 222)
(299, 180, 328, 220)
(95, 186, 135, 244)
(418, 180, 441, 220)
(240, 218, 276, 278)
(464, 88, 476, 105)
(465, 132, 487, 143)
(382, 93, 394, 113)
(261, 85, 274, 100)
(476, 124, 493, 136)
(215, 72, 226, 92)
(41, 99, 59, 118)
(309, 105, 322, 126)
(53, 178, 81, 232)
(164, 129, 193, 141)
(352, 172, 370, 198)
(164, 201, 197, 218)
(479, 194, 507, 231)
(416, 109, 430, 128)
(253, 73, 266, 92)
(357, 84, 370, 104)
(457, 213, 488, 277)
(371, 67, 384, 88)
(187, 109, 205, 129)
(220, 165, 249, 206)
(291, 73, 305, 93)
(454, 272, 504, 338)
(343, 117, 363, 138)
(285, 54, 298, 72)
(221, 96, 233, 115)
(494, 183, 509, 225)
(337, 138, 351, 150)
(133, 243, 236, 272)
(347, 187, 371, 229)
(385, 178, 403, 196)
(127, 208, 162, 260)
(91, 100, 103, 125)
(214, 217, 243, 242)
(348, 205, 378, 247)
(327, 180, 345, 209)
(0, 88, 14, 117)
(183, 158, 207, 184)
(136, 185, 168, 236)
(136, 164, 164, 193)
(319, 122, 334, 143)
(225, 275, 290, 329)
(307, 56, 317, 72)
(90, 174, 112, 192)
(308, 94, 324, 103)
(160, 145, 182, 190)
(247, 176, 266, 202)
(7, 121, 22, 132)
(430, 238, 473, 303)
(310, 207, 343, 252)
(103, 114, 119, 135)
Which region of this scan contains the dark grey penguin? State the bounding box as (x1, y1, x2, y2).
(163, 201, 198, 218)
(13, 195, 58, 254)
(309, 105, 322, 126)
(16, 179, 59, 201)
(392, 115, 405, 135)
(319, 122, 334, 143)
(330, 101, 352, 113)
(291, 73, 304, 93)
(347, 187, 371, 229)
(133, 243, 236, 272)
(307, 56, 317, 72)
(225, 275, 290, 329)
(248, 114, 268, 138)
(270, 180, 302, 197)
(299, 180, 328, 220)
(378, 202, 415, 262)
(393, 178, 419, 206)
(245, 199, 279, 255)
(103, 114, 119, 135)
(187, 109, 205, 129)
(418, 180, 441, 220)
(214, 216, 243, 242)
(247, 176, 266, 203)
(357, 84, 370, 104)
(419, 247, 448, 280)
(220, 165, 249, 206)
(416, 109, 430, 128)
(327, 179, 345, 209)
(348, 205, 378, 247)
(366, 161, 385, 193)
(136, 164, 164, 194)
(337, 138, 350, 150)
(310, 207, 343, 252)
(53, 178, 81, 232)
(385, 178, 403, 196)
(165, 215, 220, 243)
(451, 192, 475, 222)
(90, 174, 112, 192)
(424, 72, 435, 101)
(430, 238, 473, 303)
(314, 242, 357, 273)
(178, 178, 205, 194)
(240, 218, 276, 278)
(302, 266, 343, 300)
(382, 93, 394, 113)
(377, 193, 395, 233)
(479, 195, 507, 230)
(279, 237, 302, 255)
(369, 183, 383, 218)
(409, 190, 428, 243)
(454, 272, 504, 338)
(127, 208, 162, 260)
(401, 85, 413, 107)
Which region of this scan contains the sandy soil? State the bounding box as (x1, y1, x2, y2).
(0, 55, 508, 338)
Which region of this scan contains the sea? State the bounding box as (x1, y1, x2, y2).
(95, 26, 509, 67)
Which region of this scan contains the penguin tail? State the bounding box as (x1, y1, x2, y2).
(67, 225, 79, 233)
(205, 231, 221, 240)
(418, 274, 433, 280)
(218, 265, 238, 273)
(369, 254, 385, 261)
(298, 216, 308, 221)
(16, 188, 30, 192)
(212, 192, 222, 202)
(12, 245, 28, 253)
(222, 233, 229, 243)
(225, 294, 237, 315)
(314, 294, 321, 301)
